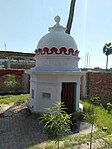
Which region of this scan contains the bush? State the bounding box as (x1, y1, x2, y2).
(3, 74, 17, 91)
(41, 102, 72, 149)
(107, 102, 112, 114)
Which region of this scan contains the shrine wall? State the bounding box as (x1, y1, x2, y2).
(0, 69, 112, 106)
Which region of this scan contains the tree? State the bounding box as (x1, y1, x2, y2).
(41, 102, 72, 149)
(66, 0, 76, 34)
(103, 43, 112, 70)
(3, 74, 17, 91)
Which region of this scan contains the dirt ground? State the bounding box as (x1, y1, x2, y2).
(0, 100, 112, 149)
(0, 100, 46, 149)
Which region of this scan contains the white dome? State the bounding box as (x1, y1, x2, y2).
(36, 16, 78, 51)
(34, 16, 80, 71)
(37, 30, 78, 50)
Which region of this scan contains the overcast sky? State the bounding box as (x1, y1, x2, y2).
(0, 0, 112, 69)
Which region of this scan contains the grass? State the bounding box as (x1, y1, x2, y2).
(27, 130, 112, 149)
(0, 94, 29, 104)
(27, 98, 112, 149)
(81, 99, 112, 134)
(0, 95, 111, 148)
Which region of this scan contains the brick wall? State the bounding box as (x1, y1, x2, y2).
(86, 71, 112, 105)
(0, 69, 29, 94)
(1, 69, 112, 105)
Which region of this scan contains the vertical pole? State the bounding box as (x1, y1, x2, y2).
(66, 0, 76, 34)
(5, 43, 6, 51)
(106, 54, 108, 70)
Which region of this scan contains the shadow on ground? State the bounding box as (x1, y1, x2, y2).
(0, 100, 98, 149)
(0, 101, 46, 149)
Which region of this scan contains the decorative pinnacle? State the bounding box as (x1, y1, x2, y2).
(54, 16, 61, 24)
(48, 15, 66, 32)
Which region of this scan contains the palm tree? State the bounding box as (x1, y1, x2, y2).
(103, 43, 112, 70)
(66, 0, 76, 34)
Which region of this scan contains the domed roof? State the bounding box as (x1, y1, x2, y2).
(33, 16, 80, 71)
(36, 16, 78, 55)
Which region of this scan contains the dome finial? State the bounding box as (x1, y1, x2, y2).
(54, 16, 61, 24)
(49, 16, 66, 32)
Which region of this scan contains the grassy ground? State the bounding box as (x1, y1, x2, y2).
(27, 130, 112, 149)
(0, 95, 111, 148)
(27, 98, 112, 149)
(81, 99, 112, 134)
(0, 94, 29, 104)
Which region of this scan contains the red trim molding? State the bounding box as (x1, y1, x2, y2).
(35, 47, 79, 56)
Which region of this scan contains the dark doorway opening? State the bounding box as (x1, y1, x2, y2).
(61, 82, 77, 114)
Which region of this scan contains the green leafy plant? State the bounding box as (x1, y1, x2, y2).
(3, 74, 17, 91)
(90, 96, 101, 106)
(107, 102, 112, 114)
(41, 102, 72, 149)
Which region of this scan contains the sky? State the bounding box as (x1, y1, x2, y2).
(0, 0, 112, 69)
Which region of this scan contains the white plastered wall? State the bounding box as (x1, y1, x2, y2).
(29, 74, 61, 113)
(29, 72, 82, 113)
(34, 55, 79, 71)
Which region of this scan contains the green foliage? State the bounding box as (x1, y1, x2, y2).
(81, 99, 112, 134)
(103, 43, 112, 56)
(90, 96, 102, 106)
(103, 42, 112, 69)
(41, 102, 72, 138)
(0, 94, 29, 104)
(95, 106, 112, 134)
(107, 102, 112, 114)
(102, 136, 112, 149)
(82, 97, 98, 149)
(3, 74, 17, 90)
(41, 102, 72, 149)
(83, 97, 99, 125)
(83, 107, 96, 125)
(82, 96, 102, 106)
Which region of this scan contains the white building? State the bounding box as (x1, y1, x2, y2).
(27, 16, 83, 113)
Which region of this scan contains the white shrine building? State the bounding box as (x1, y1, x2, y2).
(27, 16, 83, 113)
